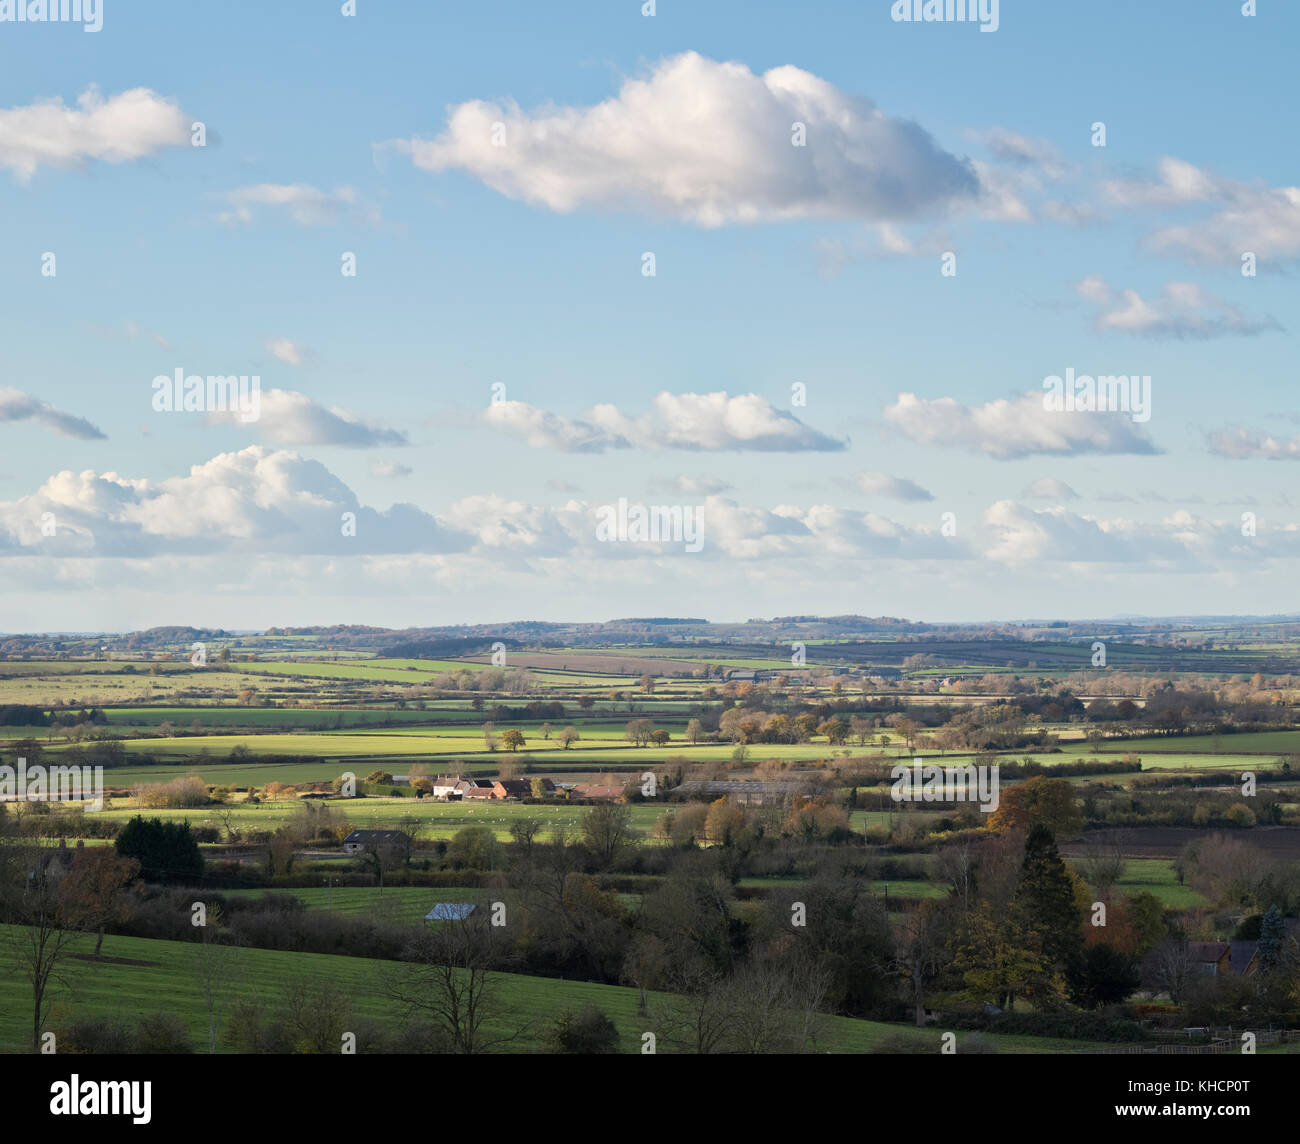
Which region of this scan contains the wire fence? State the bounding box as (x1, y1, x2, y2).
(1068, 1028, 1290, 1054)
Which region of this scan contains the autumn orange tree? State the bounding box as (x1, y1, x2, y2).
(988, 775, 1084, 838)
(1082, 890, 1165, 957)
(781, 797, 849, 844)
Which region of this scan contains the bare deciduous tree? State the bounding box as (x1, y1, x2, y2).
(60, 847, 138, 957)
(892, 900, 948, 1026)
(193, 902, 236, 1053)
(582, 803, 636, 868)
(0, 844, 81, 1053)
(386, 908, 525, 1054)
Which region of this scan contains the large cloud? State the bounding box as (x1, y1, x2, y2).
(486, 392, 846, 453)
(0, 447, 464, 557)
(0, 87, 191, 181)
(390, 52, 979, 225)
(0, 448, 962, 566)
(981, 501, 1300, 567)
(883, 391, 1159, 459)
(2, 449, 1295, 589)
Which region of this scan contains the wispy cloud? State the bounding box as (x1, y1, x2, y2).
(0, 388, 106, 440)
(486, 392, 846, 453)
(1104, 157, 1300, 267)
(264, 337, 310, 367)
(1021, 478, 1079, 501)
(648, 475, 734, 497)
(1076, 275, 1280, 338)
(218, 184, 375, 226)
(209, 389, 407, 448)
(852, 470, 934, 502)
(1206, 427, 1300, 460)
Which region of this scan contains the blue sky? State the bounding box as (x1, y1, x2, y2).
(1, 0, 1297, 630)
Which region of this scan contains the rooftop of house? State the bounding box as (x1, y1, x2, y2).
(1187, 941, 1230, 962)
(1229, 940, 1258, 975)
(425, 903, 476, 921)
(343, 829, 409, 843)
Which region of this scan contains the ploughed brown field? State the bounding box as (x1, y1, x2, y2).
(1060, 825, 1300, 860)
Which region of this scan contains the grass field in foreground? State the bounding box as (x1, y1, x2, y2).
(0, 925, 1116, 1055)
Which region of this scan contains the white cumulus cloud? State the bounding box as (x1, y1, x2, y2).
(389, 52, 979, 226)
(0, 86, 192, 181)
(0, 447, 466, 557)
(883, 391, 1159, 459)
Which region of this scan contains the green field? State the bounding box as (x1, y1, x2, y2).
(1113, 859, 1207, 907)
(77, 795, 669, 842)
(1027, 744, 1281, 772)
(65, 728, 848, 766)
(737, 859, 1208, 908)
(0, 925, 1112, 1055)
(99, 707, 460, 729)
(220, 885, 501, 923)
(0, 667, 281, 706)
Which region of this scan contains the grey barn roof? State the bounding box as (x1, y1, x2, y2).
(344, 829, 408, 843)
(425, 903, 476, 921)
(1229, 941, 1258, 975)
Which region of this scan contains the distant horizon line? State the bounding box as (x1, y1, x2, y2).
(2, 612, 1300, 640)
